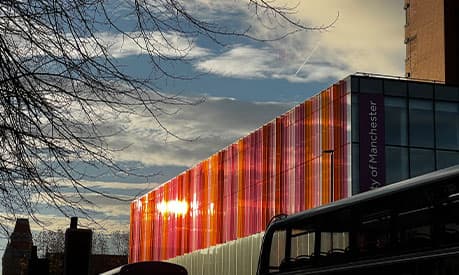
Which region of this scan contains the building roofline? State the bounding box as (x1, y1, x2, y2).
(353, 72, 447, 84)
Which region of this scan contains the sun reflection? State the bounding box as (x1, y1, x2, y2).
(156, 200, 189, 215)
(190, 193, 199, 217)
(209, 202, 215, 215)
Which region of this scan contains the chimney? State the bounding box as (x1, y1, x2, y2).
(64, 217, 92, 275)
(70, 217, 78, 229)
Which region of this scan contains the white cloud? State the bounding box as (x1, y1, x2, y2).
(182, 0, 249, 20)
(30, 212, 129, 233)
(192, 0, 405, 82)
(195, 45, 277, 78)
(193, 42, 351, 83)
(24, 183, 147, 232)
(105, 96, 293, 167)
(15, 30, 210, 60)
(98, 31, 210, 59)
(66, 179, 159, 192)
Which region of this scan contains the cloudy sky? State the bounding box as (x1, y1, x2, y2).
(1, 0, 406, 260)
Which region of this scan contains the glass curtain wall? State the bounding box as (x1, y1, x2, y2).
(129, 81, 351, 263)
(352, 76, 459, 188)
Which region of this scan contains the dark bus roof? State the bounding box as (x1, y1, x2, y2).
(267, 165, 459, 231)
(99, 261, 187, 275)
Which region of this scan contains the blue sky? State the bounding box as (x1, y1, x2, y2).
(1, 0, 406, 262)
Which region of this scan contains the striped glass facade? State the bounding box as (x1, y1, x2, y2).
(129, 79, 352, 263)
(129, 75, 459, 270)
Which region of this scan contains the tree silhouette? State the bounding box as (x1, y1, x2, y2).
(0, 0, 335, 229)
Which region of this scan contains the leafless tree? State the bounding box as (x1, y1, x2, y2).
(92, 232, 108, 255)
(0, 0, 335, 230)
(91, 231, 128, 255)
(108, 231, 129, 256)
(34, 229, 128, 256)
(34, 230, 65, 257)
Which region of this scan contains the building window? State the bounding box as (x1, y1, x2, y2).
(386, 146, 409, 184)
(360, 78, 383, 94)
(435, 101, 459, 150)
(385, 97, 408, 146)
(409, 99, 434, 147)
(352, 144, 359, 194)
(384, 79, 407, 97)
(435, 85, 459, 101)
(436, 150, 459, 170)
(352, 95, 359, 142)
(408, 81, 432, 99)
(410, 148, 435, 177)
(404, 2, 410, 26)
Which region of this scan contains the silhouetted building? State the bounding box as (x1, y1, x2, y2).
(28, 246, 49, 275)
(2, 218, 127, 275)
(2, 219, 33, 275)
(63, 217, 92, 275)
(47, 253, 64, 275)
(47, 253, 127, 275)
(405, 0, 459, 84)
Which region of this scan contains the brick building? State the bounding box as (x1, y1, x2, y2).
(405, 0, 459, 84)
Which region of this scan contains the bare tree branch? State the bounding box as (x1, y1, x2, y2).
(0, 0, 334, 227)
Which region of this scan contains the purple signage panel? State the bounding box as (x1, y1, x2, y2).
(359, 94, 385, 192)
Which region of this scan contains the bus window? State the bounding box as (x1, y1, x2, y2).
(357, 211, 392, 256)
(320, 232, 349, 255)
(437, 184, 459, 245)
(290, 229, 314, 258)
(444, 222, 459, 244)
(269, 229, 286, 271)
(398, 204, 433, 251)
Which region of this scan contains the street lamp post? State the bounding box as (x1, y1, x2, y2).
(323, 149, 334, 203)
(323, 149, 335, 250)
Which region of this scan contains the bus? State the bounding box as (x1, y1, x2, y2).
(257, 165, 459, 275)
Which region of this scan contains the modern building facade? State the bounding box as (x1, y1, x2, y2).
(129, 74, 459, 274)
(404, 0, 459, 84)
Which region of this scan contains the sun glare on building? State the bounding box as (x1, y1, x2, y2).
(156, 200, 189, 215)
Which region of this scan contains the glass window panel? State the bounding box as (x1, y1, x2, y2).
(435, 85, 459, 101)
(410, 148, 435, 177)
(435, 101, 459, 150)
(385, 146, 409, 184)
(321, 232, 332, 254)
(436, 150, 459, 170)
(352, 144, 360, 195)
(332, 232, 349, 251)
(409, 99, 434, 147)
(352, 95, 359, 142)
(269, 230, 286, 268)
(360, 78, 383, 94)
(408, 82, 433, 99)
(385, 97, 408, 145)
(350, 76, 359, 93)
(384, 79, 407, 97)
(291, 231, 315, 258)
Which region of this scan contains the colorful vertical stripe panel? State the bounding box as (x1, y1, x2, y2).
(129, 80, 351, 263)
